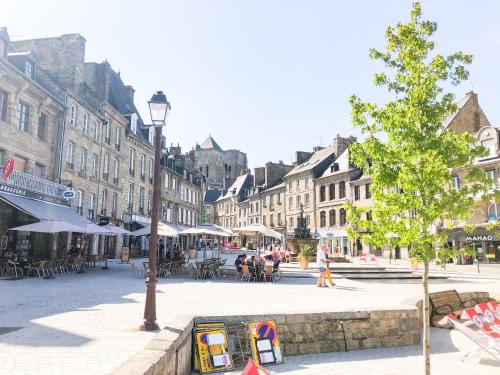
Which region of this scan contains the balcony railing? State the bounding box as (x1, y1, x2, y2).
(113, 177, 119, 185)
(87, 209, 94, 219)
(129, 169, 135, 177)
(77, 206, 83, 215)
(103, 173, 109, 181)
(140, 174, 145, 182)
(0, 166, 68, 198)
(115, 143, 120, 151)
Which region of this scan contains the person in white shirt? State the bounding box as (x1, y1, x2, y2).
(316, 245, 328, 288)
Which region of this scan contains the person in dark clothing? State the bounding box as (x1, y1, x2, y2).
(234, 255, 243, 272)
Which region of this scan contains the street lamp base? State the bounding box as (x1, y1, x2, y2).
(139, 322, 160, 331)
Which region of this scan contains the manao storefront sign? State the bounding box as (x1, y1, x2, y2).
(466, 235, 494, 242)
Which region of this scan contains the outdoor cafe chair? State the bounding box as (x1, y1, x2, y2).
(26, 261, 43, 278)
(130, 262, 144, 278)
(241, 265, 252, 282)
(264, 265, 274, 282)
(158, 263, 172, 278)
(5, 261, 20, 278)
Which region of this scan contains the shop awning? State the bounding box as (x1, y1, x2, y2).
(0, 192, 90, 226)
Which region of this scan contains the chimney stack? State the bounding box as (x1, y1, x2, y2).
(125, 85, 135, 102)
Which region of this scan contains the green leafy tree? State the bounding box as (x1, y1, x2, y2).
(345, 3, 494, 373)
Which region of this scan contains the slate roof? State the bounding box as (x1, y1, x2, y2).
(319, 149, 356, 178)
(443, 93, 472, 129)
(200, 136, 223, 151)
(285, 145, 336, 178)
(217, 173, 253, 201)
(203, 190, 222, 204)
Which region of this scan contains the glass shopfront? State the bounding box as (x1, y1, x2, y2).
(448, 229, 500, 263)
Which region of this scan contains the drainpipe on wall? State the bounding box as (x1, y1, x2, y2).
(55, 90, 69, 184)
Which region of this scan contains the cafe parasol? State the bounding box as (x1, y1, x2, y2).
(233, 224, 282, 257)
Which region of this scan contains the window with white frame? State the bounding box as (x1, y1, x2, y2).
(131, 113, 138, 134)
(18, 101, 30, 131)
(91, 154, 98, 177)
(129, 148, 135, 173)
(140, 154, 145, 177)
(70, 105, 78, 127)
(481, 138, 496, 156)
(486, 169, 497, 189)
(77, 190, 84, 208)
(103, 152, 109, 177)
(101, 189, 108, 214)
(105, 120, 111, 144)
(80, 148, 87, 172)
(139, 187, 145, 212)
(0, 90, 8, 122)
(164, 173, 169, 189)
(24, 60, 34, 79)
(66, 142, 74, 164)
(451, 176, 460, 190)
(113, 158, 119, 182)
(149, 158, 153, 181)
(148, 127, 154, 144)
(111, 192, 117, 216)
(88, 193, 95, 212)
(115, 126, 121, 149)
(83, 113, 89, 134)
(93, 121, 100, 141)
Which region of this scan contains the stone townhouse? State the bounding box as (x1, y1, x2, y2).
(315, 148, 360, 256)
(0, 28, 91, 260)
(283, 135, 355, 233)
(260, 183, 285, 231)
(0, 29, 66, 181)
(216, 173, 253, 229)
(202, 189, 222, 224)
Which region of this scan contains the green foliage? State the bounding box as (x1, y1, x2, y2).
(299, 244, 315, 257)
(346, 2, 493, 265)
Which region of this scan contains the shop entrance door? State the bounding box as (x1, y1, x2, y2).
(395, 246, 401, 259)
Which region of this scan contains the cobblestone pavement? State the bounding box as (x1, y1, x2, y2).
(0, 258, 499, 374)
(218, 328, 500, 375)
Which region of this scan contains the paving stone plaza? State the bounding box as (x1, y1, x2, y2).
(1, 257, 499, 374)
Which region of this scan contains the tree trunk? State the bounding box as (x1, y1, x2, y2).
(422, 261, 430, 375)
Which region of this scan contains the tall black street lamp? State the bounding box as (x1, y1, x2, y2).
(141, 91, 171, 331)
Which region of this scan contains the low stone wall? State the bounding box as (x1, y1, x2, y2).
(199, 309, 420, 357)
(113, 315, 193, 375)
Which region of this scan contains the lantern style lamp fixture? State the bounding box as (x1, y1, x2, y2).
(148, 90, 171, 127)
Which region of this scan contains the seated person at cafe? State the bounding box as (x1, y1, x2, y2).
(264, 255, 274, 267)
(234, 254, 244, 272)
(246, 255, 256, 274)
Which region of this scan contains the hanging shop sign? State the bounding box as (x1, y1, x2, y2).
(248, 320, 283, 366)
(466, 235, 493, 242)
(0, 183, 69, 206)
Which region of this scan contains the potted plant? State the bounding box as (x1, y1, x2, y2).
(298, 244, 315, 270)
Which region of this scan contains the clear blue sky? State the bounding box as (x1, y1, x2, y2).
(3, 1, 500, 168)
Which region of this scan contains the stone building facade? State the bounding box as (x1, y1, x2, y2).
(0, 29, 66, 180)
(194, 135, 247, 189)
(1, 28, 203, 258)
(283, 135, 356, 233)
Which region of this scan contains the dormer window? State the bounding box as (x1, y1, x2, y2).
(24, 60, 34, 79)
(481, 138, 496, 157)
(148, 127, 154, 144)
(131, 113, 138, 134)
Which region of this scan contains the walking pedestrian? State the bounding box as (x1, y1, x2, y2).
(316, 244, 328, 288)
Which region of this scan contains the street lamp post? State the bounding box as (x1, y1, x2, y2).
(141, 91, 171, 331)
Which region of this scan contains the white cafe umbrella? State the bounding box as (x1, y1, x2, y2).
(233, 224, 282, 239)
(179, 225, 230, 259)
(9, 220, 87, 233)
(100, 223, 130, 236)
(233, 224, 282, 257)
(77, 222, 111, 234)
(131, 222, 180, 237)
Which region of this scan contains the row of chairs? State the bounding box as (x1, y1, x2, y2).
(0, 256, 106, 279)
(441, 300, 500, 361)
(236, 265, 276, 282)
(190, 258, 227, 279)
